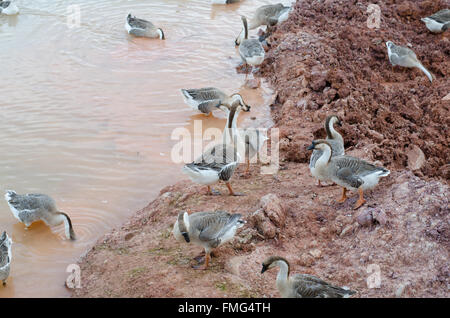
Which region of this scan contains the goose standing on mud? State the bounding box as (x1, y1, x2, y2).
(0, 232, 12, 286)
(4, 191, 76, 240)
(238, 16, 265, 77)
(261, 256, 356, 298)
(0, 1, 19, 15)
(173, 210, 245, 270)
(421, 9, 450, 33)
(235, 3, 291, 45)
(180, 87, 249, 117)
(182, 102, 250, 196)
(307, 141, 390, 209)
(385, 41, 433, 82)
(125, 14, 165, 39)
(309, 115, 344, 187)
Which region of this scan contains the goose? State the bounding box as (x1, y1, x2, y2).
(309, 115, 344, 187)
(125, 14, 165, 39)
(4, 191, 76, 240)
(235, 3, 291, 45)
(261, 256, 356, 298)
(307, 141, 390, 209)
(180, 87, 249, 116)
(0, 1, 19, 15)
(385, 41, 433, 82)
(238, 16, 265, 76)
(0, 231, 12, 286)
(220, 104, 268, 175)
(421, 9, 450, 33)
(182, 102, 250, 196)
(173, 210, 245, 269)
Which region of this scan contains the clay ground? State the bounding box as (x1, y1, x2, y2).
(72, 0, 449, 298)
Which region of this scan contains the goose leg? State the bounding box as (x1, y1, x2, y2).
(226, 182, 245, 196)
(336, 187, 348, 203)
(206, 186, 221, 196)
(354, 188, 366, 209)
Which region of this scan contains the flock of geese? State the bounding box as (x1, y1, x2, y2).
(1, 0, 448, 298)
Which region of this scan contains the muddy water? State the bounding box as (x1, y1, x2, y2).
(0, 0, 285, 297)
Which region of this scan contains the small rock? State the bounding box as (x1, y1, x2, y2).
(395, 282, 409, 297)
(442, 93, 450, 101)
(373, 209, 388, 225)
(309, 249, 322, 259)
(357, 209, 373, 226)
(249, 209, 277, 239)
(260, 194, 286, 228)
(406, 145, 425, 171)
(340, 224, 355, 237)
(124, 233, 134, 241)
(245, 78, 261, 89)
(298, 253, 315, 267)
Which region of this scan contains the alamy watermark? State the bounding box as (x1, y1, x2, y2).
(66, 264, 81, 289)
(66, 5, 81, 28)
(366, 264, 381, 288)
(366, 4, 381, 29)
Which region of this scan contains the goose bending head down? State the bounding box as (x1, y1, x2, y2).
(238, 16, 265, 76)
(172, 210, 245, 270)
(385, 41, 433, 82)
(182, 102, 250, 196)
(307, 141, 390, 209)
(309, 115, 344, 187)
(0, 1, 19, 15)
(125, 14, 165, 39)
(261, 256, 356, 298)
(0, 231, 12, 286)
(180, 87, 249, 117)
(4, 191, 76, 240)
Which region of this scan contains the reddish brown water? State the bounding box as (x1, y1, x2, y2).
(0, 0, 283, 297)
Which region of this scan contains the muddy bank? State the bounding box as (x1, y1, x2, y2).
(72, 0, 449, 298)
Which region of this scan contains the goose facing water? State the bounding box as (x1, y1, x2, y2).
(235, 3, 291, 45)
(309, 115, 344, 187)
(180, 87, 249, 116)
(307, 141, 390, 209)
(125, 14, 165, 39)
(386, 41, 433, 82)
(173, 210, 245, 269)
(0, 1, 19, 15)
(261, 256, 356, 298)
(4, 191, 76, 240)
(421, 9, 450, 33)
(0, 231, 12, 286)
(182, 102, 250, 196)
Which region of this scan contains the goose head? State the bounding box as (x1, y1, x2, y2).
(173, 211, 190, 243)
(307, 139, 332, 152)
(326, 115, 342, 127)
(261, 256, 290, 274)
(216, 95, 251, 113)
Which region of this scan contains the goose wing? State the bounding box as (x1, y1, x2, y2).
(183, 87, 227, 102)
(332, 156, 387, 180)
(309, 149, 323, 168)
(193, 211, 242, 247)
(292, 274, 355, 298)
(239, 39, 264, 58)
(429, 9, 450, 23)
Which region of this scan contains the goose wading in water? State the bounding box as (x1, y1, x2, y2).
(182, 102, 250, 196)
(125, 14, 165, 39)
(307, 140, 390, 209)
(385, 41, 433, 82)
(4, 191, 76, 240)
(421, 9, 450, 34)
(238, 15, 265, 78)
(211, 0, 241, 4)
(309, 115, 344, 187)
(0, 231, 12, 286)
(235, 3, 291, 45)
(261, 256, 356, 298)
(180, 87, 249, 117)
(173, 210, 245, 269)
(0, 1, 19, 15)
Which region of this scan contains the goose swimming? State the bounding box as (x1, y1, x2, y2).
(180, 87, 249, 116)
(421, 9, 450, 33)
(0, 231, 12, 286)
(0, 1, 19, 15)
(261, 256, 356, 298)
(309, 115, 344, 187)
(235, 3, 291, 45)
(4, 191, 76, 240)
(211, 0, 241, 4)
(307, 140, 390, 209)
(182, 102, 250, 195)
(173, 210, 245, 269)
(238, 16, 265, 76)
(125, 14, 165, 39)
(386, 41, 433, 82)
